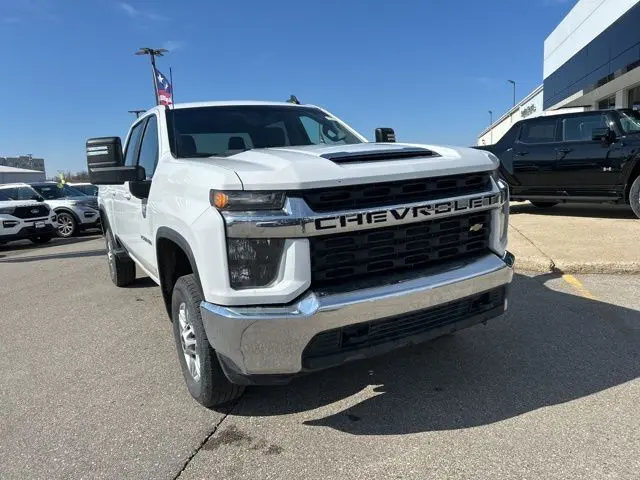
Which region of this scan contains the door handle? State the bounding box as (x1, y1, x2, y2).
(556, 148, 573, 154)
(124, 193, 132, 200)
(515, 151, 529, 156)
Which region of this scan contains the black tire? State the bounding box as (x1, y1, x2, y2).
(56, 211, 78, 238)
(30, 235, 53, 244)
(630, 175, 640, 219)
(171, 274, 244, 408)
(105, 226, 136, 287)
(530, 201, 558, 208)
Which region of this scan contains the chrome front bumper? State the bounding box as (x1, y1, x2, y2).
(201, 251, 515, 383)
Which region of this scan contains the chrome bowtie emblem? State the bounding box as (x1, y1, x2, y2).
(30, 208, 39, 214)
(469, 223, 483, 232)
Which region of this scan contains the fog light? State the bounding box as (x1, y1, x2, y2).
(227, 238, 285, 289)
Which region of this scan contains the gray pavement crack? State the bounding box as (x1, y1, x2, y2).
(172, 396, 243, 479)
(510, 223, 557, 271)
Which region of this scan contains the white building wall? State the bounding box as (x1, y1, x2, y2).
(543, 0, 638, 79)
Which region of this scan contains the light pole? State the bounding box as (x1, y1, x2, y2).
(488, 110, 493, 144)
(507, 79, 516, 107)
(135, 47, 168, 105)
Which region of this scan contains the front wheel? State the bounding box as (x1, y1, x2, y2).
(629, 176, 640, 219)
(172, 274, 244, 408)
(530, 201, 558, 208)
(56, 212, 77, 238)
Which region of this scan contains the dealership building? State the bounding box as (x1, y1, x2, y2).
(478, 0, 640, 145)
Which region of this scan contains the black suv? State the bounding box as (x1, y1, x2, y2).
(475, 108, 640, 218)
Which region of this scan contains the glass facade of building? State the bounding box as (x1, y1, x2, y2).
(543, 3, 640, 109)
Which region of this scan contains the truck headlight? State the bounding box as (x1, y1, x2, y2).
(227, 238, 285, 289)
(0, 207, 15, 215)
(211, 190, 285, 211)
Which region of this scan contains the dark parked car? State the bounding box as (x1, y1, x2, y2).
(475, 108, 640, 218)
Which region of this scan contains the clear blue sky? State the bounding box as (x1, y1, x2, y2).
(0, 0, 575, 175)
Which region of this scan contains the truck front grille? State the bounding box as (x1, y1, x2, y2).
(309, 211, 492, 289)
(12, 205, 50, 219)
(298, 173, 491, 212)
(302, 287, 506, 369)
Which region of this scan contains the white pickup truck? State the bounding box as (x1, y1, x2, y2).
(86, 100, 515, 408)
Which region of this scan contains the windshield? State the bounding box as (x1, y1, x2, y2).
(31, 184, 86, 200)
(618, 110, 640, 134)
(166, 105, 363, 158)
(0, 186, 42, 201)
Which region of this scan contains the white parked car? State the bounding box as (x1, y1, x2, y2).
(0, 184, 58, 245)
(28, 182, 100, 238)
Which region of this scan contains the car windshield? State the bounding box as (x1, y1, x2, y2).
(0, 190, 13, 201)
(165, 105, 363, 158)
(618, 110, 640, 134)
(32, 184, 86, 199)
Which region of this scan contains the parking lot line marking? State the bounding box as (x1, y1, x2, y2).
(561, 274, 597, 300)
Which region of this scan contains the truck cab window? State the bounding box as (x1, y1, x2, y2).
(137, 115, 159, 179)
(520, 119, 558, 143)
(561, 114, 607, 141)
(123, 120, 146, 167)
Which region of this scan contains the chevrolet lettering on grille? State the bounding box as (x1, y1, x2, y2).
(311, 192, 501, 233)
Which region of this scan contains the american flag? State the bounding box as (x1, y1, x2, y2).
(154, 67, 173, 106)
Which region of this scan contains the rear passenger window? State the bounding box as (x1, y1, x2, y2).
(520, 119, 558, 143)
(561, 114, 607, 141)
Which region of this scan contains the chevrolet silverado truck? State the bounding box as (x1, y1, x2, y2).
(475, 108, 640, 217)
(86, 101, 515, 408)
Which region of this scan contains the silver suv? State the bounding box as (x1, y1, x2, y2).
(29, 182, 100, 238)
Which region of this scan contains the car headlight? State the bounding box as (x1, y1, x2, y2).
(210, 190, 286, 211)
(227, 238, 285, 289)
(74, 200, 96, 208)
(0, 207, 15, 215)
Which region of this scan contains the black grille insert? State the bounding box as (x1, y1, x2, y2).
(302, 287, 505, 368)
(298, 173, 491, 212)
(310, 211, 492, 289)
(12, 205, 49, 219)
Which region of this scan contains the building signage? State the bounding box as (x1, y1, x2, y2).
(521, 104, 537, 118)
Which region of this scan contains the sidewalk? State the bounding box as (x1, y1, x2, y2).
(508, 202, 640, 274)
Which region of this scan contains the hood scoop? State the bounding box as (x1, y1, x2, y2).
(320, 146, 439, 164)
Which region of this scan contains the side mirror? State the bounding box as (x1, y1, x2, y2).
(86, 136, 143, 185)
(375, 127, 396, 143)
(33, 195, 44, 202)
(592, 127, 615, 145)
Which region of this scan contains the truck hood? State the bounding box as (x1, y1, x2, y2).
(208, 142, 498, 190)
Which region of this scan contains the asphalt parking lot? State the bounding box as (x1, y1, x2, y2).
(1, 229, 639, 479)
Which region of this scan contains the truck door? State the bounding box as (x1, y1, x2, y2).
(114, 118, 146, 247)
(121, 113, 159, 277)
(555, 112, 622, 191)
(511, 117, 561, 190)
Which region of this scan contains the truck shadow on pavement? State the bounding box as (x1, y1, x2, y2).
(509, 202, 635, 219)
(234, 273, 639, 435)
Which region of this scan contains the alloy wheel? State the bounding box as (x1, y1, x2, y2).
(57, 213, 75, 237)
(178, 302, 201, 382)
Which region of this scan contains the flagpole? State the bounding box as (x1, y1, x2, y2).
(150, 53, 159, 105)
(169, 66, 174, 106)
(135, 47, 168, 107)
